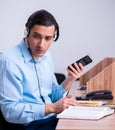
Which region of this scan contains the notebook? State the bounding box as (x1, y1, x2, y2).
(57, 106, 114, 120)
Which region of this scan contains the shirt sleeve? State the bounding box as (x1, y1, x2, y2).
(50, 75, 67, 102)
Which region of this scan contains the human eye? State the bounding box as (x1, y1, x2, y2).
(33, 33, 41, 40)
(45, 36, 54, 41)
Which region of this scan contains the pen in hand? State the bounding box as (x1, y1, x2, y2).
(66, 90, 69, 96)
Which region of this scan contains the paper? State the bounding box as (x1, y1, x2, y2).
(57, 106, 114, 120)
(76, 100, 106, 107)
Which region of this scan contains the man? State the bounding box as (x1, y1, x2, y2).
(0, 9, 83, 130)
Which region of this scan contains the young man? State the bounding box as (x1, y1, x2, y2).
(0, 9, 83, 130)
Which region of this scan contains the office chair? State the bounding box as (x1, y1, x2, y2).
(0, 110, 8, 130)
(0, 110, 26, 130)
(55, 73, 66, 84)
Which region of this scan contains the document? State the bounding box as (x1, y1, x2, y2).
(57, 106, 114, 120)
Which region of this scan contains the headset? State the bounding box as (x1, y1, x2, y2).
(24, 9, 59, 41)
(24, 29, 28, 38)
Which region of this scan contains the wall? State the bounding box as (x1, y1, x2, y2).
(0, 0, 115, 75)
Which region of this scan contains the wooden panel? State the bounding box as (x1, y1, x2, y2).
(80, 58, 115, 85)
(86, 62, 115, 97)
(79, 57, 115, 98)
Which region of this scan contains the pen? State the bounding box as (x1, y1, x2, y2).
(66, 90, 69, 96)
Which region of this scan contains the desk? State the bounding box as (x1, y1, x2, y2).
(56, 114, 115, 130)
(56, 82, 115, 130)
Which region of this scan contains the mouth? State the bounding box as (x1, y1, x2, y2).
(36, 49, 44, 54)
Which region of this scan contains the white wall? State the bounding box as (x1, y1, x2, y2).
(0, 0, 115, 75)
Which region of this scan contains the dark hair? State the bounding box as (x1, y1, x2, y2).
(25, 9, 59, 41)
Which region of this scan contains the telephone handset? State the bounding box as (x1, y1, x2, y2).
(86, 90, 111, 96)
(75, 90, 113, 100)
(86, 90, 113, 100)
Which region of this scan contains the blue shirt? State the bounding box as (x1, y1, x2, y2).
(0, 39, 66, 124)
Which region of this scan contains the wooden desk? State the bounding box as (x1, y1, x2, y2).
(56, 114, 115, 130)
(56, 82, 115, 130)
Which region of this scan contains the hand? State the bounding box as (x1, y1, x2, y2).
(61, 63, 83, 91)
(67, 62, 83, 81)
(52, 95, 77, 114)
(45, 95, 78, 115)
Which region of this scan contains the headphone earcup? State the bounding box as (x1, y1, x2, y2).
(24, 28, 29, 37)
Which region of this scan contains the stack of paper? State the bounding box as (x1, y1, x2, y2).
(76, 100, 106, 107)
(57, 106, 114, 120)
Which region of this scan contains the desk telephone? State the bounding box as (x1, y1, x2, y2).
(76, 90, 113, 100)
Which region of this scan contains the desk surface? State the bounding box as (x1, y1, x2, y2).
(56, 114, 115, 130)
(56, 82, 115, 130)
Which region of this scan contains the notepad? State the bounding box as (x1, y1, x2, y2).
(57, 106, 114, 120)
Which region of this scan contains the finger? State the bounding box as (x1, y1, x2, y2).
(78, 63, 84, 70)
(68, 63, 82, 74)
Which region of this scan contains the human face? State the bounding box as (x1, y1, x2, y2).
(26, 25, 55, 60)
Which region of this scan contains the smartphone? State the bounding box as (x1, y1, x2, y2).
(68, 55, 92, 70)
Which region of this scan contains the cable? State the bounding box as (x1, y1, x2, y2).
(34, 60, 46, 104)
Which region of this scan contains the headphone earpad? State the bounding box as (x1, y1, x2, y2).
(24, 28, 29, 37)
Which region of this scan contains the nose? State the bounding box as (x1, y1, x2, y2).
(38, 38, 46, 47)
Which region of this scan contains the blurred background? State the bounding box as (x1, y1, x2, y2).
(0, 0, 115, 75)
